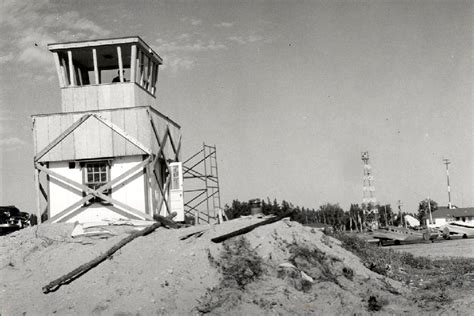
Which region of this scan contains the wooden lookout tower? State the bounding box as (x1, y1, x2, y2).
(32, 36, 184, 223)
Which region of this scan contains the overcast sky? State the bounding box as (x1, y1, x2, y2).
(0, 0, 472, 214)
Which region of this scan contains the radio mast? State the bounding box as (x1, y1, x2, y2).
(361, 151, 376, 210)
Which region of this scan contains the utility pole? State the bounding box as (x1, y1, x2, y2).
(427, 197, 433, 226)
(398, 200, 405, 228)
(443, 158, 452, 209)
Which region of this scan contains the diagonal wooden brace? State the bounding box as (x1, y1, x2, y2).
(154, 170, 171, 215)
(35, 114, 92, 162)
(151, 126, 170, 168)
(35, 113, 152, 164)
(155, 136, 182, 215)
(92, 114, 152, 155)
(174, 135, 182, 161)
(37, 158, 154, 222)
(148, 113, 162, 148)
(167, 127, 177, 156)
(39, 183, 48, 201)
(147, 110, 182, 216)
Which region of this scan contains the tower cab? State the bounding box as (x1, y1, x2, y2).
(48, 36, 162, 112)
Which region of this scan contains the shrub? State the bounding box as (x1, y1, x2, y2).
(398, 252, 432, 269)
(367, 295, 387, 311)
(288, 243, 340, 286)
(332, 232, 474, 307)
(209, 237, 264, 289)
(342, 267, 354, 280)
(331, 232, 393, 275)
(199, 237, 265, 313)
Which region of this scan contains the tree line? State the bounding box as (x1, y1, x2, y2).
(224, 198, 438, 231)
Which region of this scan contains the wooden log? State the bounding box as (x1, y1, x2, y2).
(179, 229, 207, 240)
(153, 214, 178, 229)
(42, 212, 177, 294)
(211, 211, 294, 243)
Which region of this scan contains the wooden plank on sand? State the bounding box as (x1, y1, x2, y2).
(211, 211, 294, 243)
(42, 212, 177, 294)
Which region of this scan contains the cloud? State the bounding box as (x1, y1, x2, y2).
(214, 22, 234, 28)
(161, 55, 196, 73)
(156, 38, 227, 53)
(228, 36, 246, 45)
(180, 17, 202, 26)
(155, 35, 227, 72)
(0, 52, 14, 64)
(0, 137, 26, 150)
(0, 0, 110, 71)
(155, 29, 267, 73)
(177, 33, 191, 41)
(229, 35, 265, 45)
(17, 72, 55, 82)
(16, 29, 57, 66)
(190, 19, 202, 26)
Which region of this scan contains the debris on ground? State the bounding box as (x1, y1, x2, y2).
(1, 216, 473, 315)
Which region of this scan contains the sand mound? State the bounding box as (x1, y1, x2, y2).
(1, 217, 423, 315)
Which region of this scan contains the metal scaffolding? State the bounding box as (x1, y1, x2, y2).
(183, 143, 222, 224)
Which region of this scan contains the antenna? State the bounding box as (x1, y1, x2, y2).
(443, 158, 452, 209)
(361, 151, 376, 210)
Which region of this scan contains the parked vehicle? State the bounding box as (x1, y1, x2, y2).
(0, 206, 32, 235)
(440, 222, 474, 239)
(371, 225, 439, 246)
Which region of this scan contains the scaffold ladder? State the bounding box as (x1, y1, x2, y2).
(183, 143, 222, 224)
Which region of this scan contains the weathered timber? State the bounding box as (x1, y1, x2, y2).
(153, 214, 179, 228)
(179, 229, 207, 240)
(211, 211, 294, 243)
(42, 212, 177, 294)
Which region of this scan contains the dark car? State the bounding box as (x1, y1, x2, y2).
(0, 206, 32, 235)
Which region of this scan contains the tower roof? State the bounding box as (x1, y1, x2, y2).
(48, 36, 162, 70)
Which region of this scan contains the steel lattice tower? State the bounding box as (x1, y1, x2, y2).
(361, 151, 376, 209)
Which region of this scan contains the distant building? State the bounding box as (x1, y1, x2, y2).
(32, 37, 184, 223)
(425, 207, 474, 227)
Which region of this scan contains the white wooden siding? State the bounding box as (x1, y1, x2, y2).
(49, 156, 148, 223)
(49, 161, 83, 217)
(33, 106, 180, 162)
(110, 156, 146, 214)
(61, 83, 156, 112)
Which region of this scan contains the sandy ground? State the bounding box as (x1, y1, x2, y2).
(0, 218, 472, 315)
(385, 238, 474, 258)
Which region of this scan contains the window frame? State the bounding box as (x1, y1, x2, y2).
(81, 160, 112, 205)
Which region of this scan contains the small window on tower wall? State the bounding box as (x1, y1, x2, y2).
(83, 161, 111, 205)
